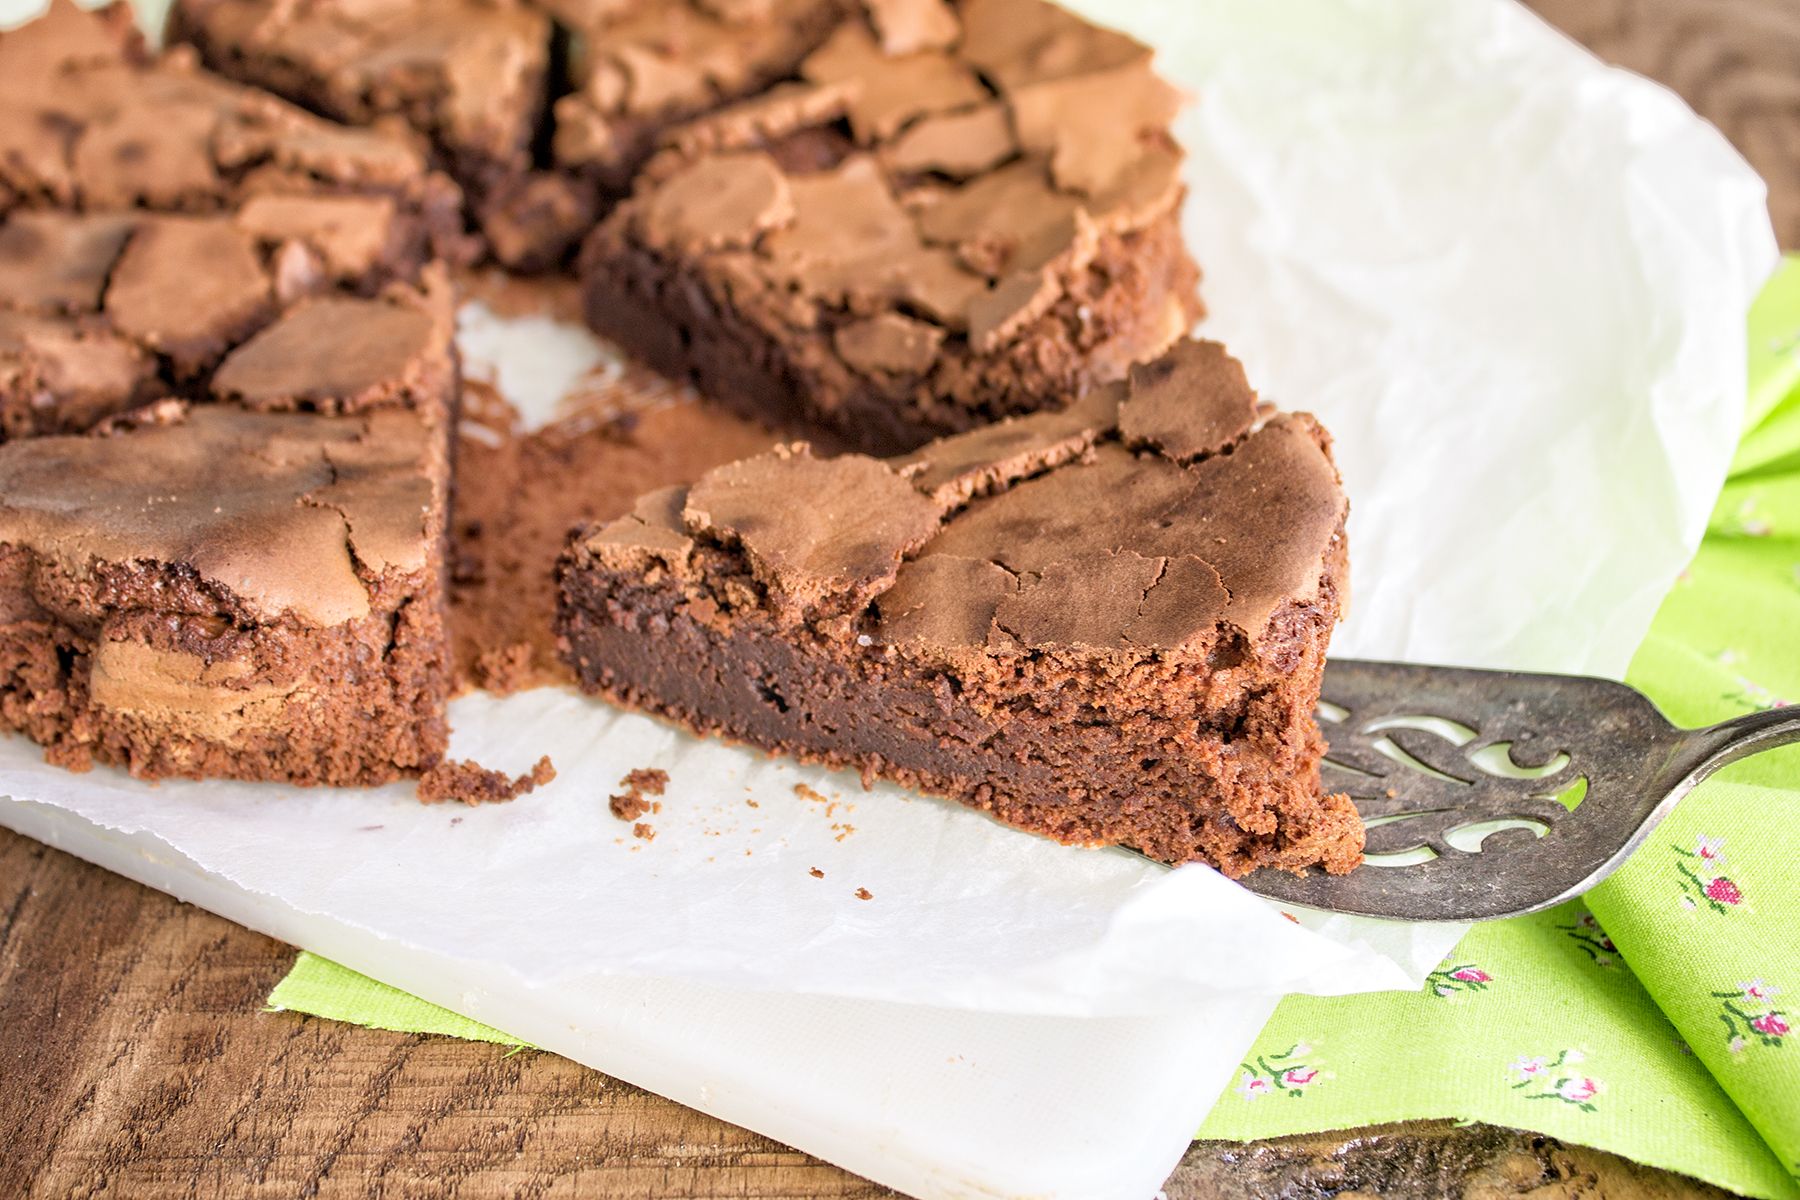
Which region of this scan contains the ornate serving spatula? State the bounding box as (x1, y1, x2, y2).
(1241, 660, 1800, 921)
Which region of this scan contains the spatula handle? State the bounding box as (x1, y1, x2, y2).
(1689, 707, 1800, 779)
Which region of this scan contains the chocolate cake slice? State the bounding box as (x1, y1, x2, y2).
(0, 1, 468, 270)
(557, 340, 1362, 876)
(0, 403, 452, 785)
(578, 0, 1202, 455)
(166, 0, 575, 268)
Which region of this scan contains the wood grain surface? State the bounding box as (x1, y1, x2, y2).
(4, 2, 1796, 1197)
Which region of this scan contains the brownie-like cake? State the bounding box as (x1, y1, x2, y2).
(557, 340, 1362, 875)
(168, 0, 854, 267)
(0, 3, 459, 786)
(166, 0, 578, 269)
(0, 0, 468, 268)
(577, 0, 1202, 455)
(0, 205, 456, 438)
(0, 402, 452, 785)
(547, 0, 849, 199)
(0, 1, 461, 439)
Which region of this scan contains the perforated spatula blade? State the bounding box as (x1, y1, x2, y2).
(1240, 660, 1800, 922)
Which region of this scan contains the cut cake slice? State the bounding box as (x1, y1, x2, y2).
(557, 339, 1362, 875)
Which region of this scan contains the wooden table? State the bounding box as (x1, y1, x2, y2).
(4, 2, 1796, 1196)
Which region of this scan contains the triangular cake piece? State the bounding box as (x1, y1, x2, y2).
(558, 339, 1362, 876)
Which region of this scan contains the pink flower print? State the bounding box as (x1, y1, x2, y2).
(1672, 840, 1745, 914)
(1712, 983, 1789, 1051)
(1752, 1013, 1790, 1038)
(1509, 1055, 1548, 1083)
(1235, 1073, 1272, 1100)
(1236, 1042, 1327, 1100)
(1427, 962, 1493, 997)
(1556, 1077, 1601, 1104)
(1741, 980, 1780, 1004)
(1510, 1050, 1600, 1111)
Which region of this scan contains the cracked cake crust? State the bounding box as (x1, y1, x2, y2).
(577, 0, 1203, 455)
(0, 405, 453, 785)
(557, 339, 1363, 876)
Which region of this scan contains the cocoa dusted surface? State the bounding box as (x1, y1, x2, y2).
(558, 339, 1362, 877)
(578, 0, 1203, 456)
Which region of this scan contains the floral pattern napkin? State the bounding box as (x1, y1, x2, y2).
(1198, 256, 1800, 1198)
(265, 260, 1800, 1197)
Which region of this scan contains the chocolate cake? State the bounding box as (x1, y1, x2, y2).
(547, 0, 848, 199)
(166, 0, 576, 268)
(557, 340, 1363, 876)
(0, 403, 452, 785)
(0, 2, 460, 785)
(0, 1, 461, 439)
(0, 205, 457, 437)
(575, 0, 1200, 455)
(0, 0, 468, 270)
(168, 0, 855, 267)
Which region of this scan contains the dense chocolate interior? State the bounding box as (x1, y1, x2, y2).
(559, 340, 1363, 875)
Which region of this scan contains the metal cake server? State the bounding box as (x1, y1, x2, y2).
(1241, 659, 1800, 922)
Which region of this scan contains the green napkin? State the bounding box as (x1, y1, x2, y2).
(1198, 256, 1800, 1198)
(267, 259, 1800, 1197)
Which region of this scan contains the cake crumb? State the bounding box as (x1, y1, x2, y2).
(746, 798, 760, 808)
(471, 642, 535, 694)
(610, 767, 670, 820)
(854, 887, 873, 901)
(45, 744, 94, 773)
(419, 755, 556, 805)
(809, 867, 825, 879)
(794, 783, 828, 804)
(632, 822, 656, 842)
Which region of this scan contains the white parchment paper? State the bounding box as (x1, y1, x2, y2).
(0, 0, 1775, 1019)
(0, 0, 1778, 1194)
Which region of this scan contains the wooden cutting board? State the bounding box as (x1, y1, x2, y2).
(2, 1, 1795, 1196)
